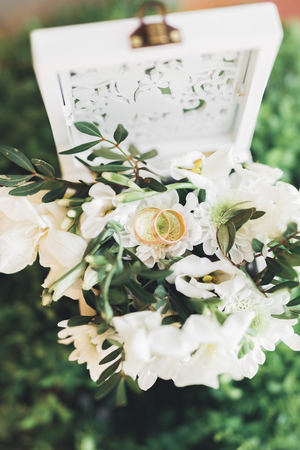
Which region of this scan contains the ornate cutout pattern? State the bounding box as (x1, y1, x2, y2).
(63, 51, 248, 143)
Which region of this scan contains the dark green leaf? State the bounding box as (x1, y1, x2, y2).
(99, 348, 123, 365)
(97, 360, 121, 385)
(32, 158, 55, 177)
(287, 295, 300, 307)
(138, 269, 173, 280)
(197, 189, 206, 203)
(162, 315, 180, 325)
(217, 223, 236, 255)
(68, 315, 93, 327)
(109, 287, 128, 305)
(252, 238, 264, 253)
(82, 289, 96, 310)
(276, 260, 298, 280)
(0, 174, 34, 187)
(110, 264, 132, 286)
(251, 210, 266, 220)
(169, 289, 191, 322)
(115, 377, 127, 407)
(271, 312, 299, 320)
(42, 185, 67, 203)
(267, 281, 299, 293)
(259, 269, 274, 285)
(283, 222, 298, 238)
(125, 279, 157, 304)
(138, 177, 167, 192)
(128, 144, 139, 156)
(102, 339, 123, 350)
(278, 252, 300, 267)
(125, 375, 142, 394)
(214, 310, 228, 325)
(138, 149, 158, 160)
(0, 145, 35, 172)
(226, 208, 255, 230)
(97, 322, 110, 334)
(9, 180, 47, 196)
(113, 124, 128, 144)
(90, 147, 127, 160)
(75, 121, 102, 137)
(60, 140, 101, 155)
(266, 257, 282, 274)
(89, 164, 132, 173)
(154, 285, 168, 299)
(95, 372, 121, 400)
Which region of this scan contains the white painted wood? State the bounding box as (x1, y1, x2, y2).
(31, 2, 283, 178)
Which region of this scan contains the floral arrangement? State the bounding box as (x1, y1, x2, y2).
(1, 121, 300, 406)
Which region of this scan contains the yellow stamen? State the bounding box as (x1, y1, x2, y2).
(202, 275, 213, 283)
(191, 158, 203, 174)
(105, 209, 114, 216)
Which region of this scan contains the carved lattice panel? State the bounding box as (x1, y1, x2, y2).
(60, 50, 250, 147)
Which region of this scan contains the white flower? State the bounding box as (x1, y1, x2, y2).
(58, 320, 122, 382)
(172, 311, 255, 388)
(0, 188, 87, 274)
(80, 183, 120, 239)
(194, 181, 273, 264)
(170, 147, 233, 189)
(235, 162, 283, 185)
(166, 254, 241, 299)
(119, 190, 202, 267)
(221, 280, 300, 378)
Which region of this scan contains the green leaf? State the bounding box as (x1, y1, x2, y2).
(283, 222, 298, 238)
(138, 149, 158, 161)
(252, 238, 264, 253)
(276, 260, 298, 280)
(266, 257, 282, 274)
(97, 322, 111, 334)
(197, 189, 206, 203)
(99, 348, 123, 365)
(271, 312, 299, 320)
(267, 281, 299, 293)
(226, 208, 255, 230)
(42, 185, 67, 203)
(0, 174, 34, 187)
(162, 315, 180, 325)
(68, 315, 93, 327)
(82, 289, 96, 310)
(251, 210, 266, 220)
(113, 124, 128, 144)
(259, 269, 274, 285)
(169, 289, 191, 322)
(217, 223, 236, 255)
(138, 177, 167, 192)
(137, 269, 173, 280)
(9, 180, 47, 196)
(75, 121, 102, 137)
(102, 338, 123, 350)
(110, 265, 132, 286)
(214, 309, 228, 325)
(109, 287, 128, 305)
(125, 279, 157, 304)
(128, 144, 139, 156)
(95, 372, 121, 400)
(32, 158, 55, 177)
(90, 147, 127, 160)
(91, 164, 132, 173)
(97, 360, 121, 385)
(115, 377, 127, 407)
(154, 285, 168, 299)
(0, 145, 35, 172)
(60, 140, 102, 155)
(278, 252, 300, 267)
(124, 375, 142, 395)
(287, 295, 300, 307)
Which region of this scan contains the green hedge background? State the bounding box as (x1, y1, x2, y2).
(1, 3, 300, 449)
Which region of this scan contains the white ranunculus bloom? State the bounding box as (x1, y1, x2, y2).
(221, 280, 300, 378)
(119, 190, 202, 268)
(235, 162, 283, 185)
(58, 320, 123, 382)
(166, 254, 242, 299)
(0, 188, 87, 274)
(170, 147, 233, 189)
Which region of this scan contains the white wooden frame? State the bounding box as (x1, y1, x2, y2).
(31, 2, 283, 179)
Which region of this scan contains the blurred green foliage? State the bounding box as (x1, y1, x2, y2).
(1, 2, 300, 448)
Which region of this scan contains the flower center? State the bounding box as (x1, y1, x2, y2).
(105, 209, 115, 216)
(191, 158, 203, 174)
(210, 199, 234, 227)
(229, 299, 271, 335)
(195, 274, 218, 284)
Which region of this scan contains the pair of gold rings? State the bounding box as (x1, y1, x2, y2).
(134, 207, 186, 245)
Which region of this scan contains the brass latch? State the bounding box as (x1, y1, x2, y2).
(130, 2, 181, 48)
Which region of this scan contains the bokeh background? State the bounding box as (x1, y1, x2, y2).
(1, 1, 300, 449)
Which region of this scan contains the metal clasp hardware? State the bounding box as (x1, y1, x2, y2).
(130, 2, 181, 48)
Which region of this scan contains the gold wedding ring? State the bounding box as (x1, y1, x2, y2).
(151, 209, 186, 245)
(134, 207, 186, 246)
